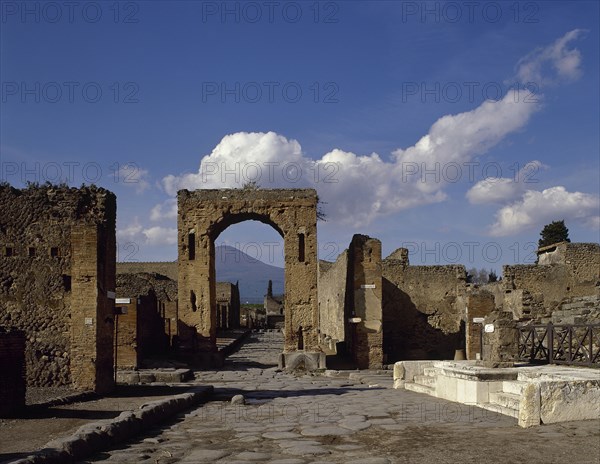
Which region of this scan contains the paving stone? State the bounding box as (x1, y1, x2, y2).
(346, 458, 391, 464)
(74, 333, 600, 464)
(300, 426, 353, 437)
(267, 459, 307, 464)
(339, 420, 372, 431)
(277, 439, 322, 449)
(233, 451, 273, 460)
(283, 444, 331, 456)
(334, 444, 364, 451)
(368, 418, 397, 425)
(263, 431, 303, 440)
(180, 449, 231, 462)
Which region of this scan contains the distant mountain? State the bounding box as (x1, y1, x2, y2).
(215, 245, 284, 304)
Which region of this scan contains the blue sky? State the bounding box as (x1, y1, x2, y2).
(1, 0, 599, 272)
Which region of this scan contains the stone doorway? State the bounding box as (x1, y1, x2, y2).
(177, 189, 324, 369)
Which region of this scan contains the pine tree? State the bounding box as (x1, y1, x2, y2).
(538, 220, 570, 248)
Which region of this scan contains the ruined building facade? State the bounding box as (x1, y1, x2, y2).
(500, 242, 600, 322)
(0, 185, 116, 393)
(216, 281, 240, 330)
(115, 272, 178, 369)
(319, 235, 469, 368)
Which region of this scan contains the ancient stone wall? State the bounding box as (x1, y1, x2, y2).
(117, 262, 178, 281)
(318, 253, 348, 346)
(116, 272, 178, 365)
(216, 281, 240, 329)
(113, 298, 139, 369)
(502, 242, 600, 321)
(0, 185, 116, 393)
(382, 251, 467, 361)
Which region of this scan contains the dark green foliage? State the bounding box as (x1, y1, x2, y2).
(538, 220, 570, 248)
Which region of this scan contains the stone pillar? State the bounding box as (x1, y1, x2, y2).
(482, 311, 519, 367)
(348, 235, 383, 369)
(465, 291, 495, 360)
(177, 218, 219, 360)
(280, 222, 324, 370)
(70, 224, 115, 394)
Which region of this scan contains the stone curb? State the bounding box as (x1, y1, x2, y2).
(219, 330, 251, 358)
(6, 386, 214, 464)
(27, 391, 98, 412)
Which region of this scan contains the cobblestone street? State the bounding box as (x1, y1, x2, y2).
(79, 332, 600, 464)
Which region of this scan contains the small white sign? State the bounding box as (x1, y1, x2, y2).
(484, 323, 495, 333)
(115, 298, 131, 305)
(361, 284, 376, 289)
(473, 317, 485, 323)
(84, 317, 93, 326)
(107, 291, 116, 299)
(348, 317, 362, 323)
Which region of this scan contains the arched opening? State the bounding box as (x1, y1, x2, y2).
(212, 217, 285, 364)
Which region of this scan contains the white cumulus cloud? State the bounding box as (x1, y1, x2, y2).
(466, 160, 547, 204)
(117, 217, 143, 242)
(147, 32, 590, 232)
(489, 186, 600, 236)
(143, 227, 178, 245)
(159, 88, 538, 226)
(150, 198, 177, 221)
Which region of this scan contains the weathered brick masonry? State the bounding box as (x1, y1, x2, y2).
(0, 185, 116, 393)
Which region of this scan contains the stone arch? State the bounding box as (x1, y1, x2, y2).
(177, 189, 323, 369)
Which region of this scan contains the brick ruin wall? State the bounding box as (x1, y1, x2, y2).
(501, 242, 599, 322)
(318, 241, 470, 365)
(216, 281, 240, 329)
(0, 185, 116, 392)
(318, 252, 348, 346)
(318, 236, 384, 368)
(117, 262, 178, 281)
(116, 272, 178, 365)
(381, 257, 468, 362)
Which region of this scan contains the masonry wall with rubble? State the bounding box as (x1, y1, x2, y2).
(0, 185, 116, 393)
(318, 252, 348, 348)
(382, 250, 468, 362)
(318, 242, 471, 365)
(501, 242, 600, 322)
(318, 236, 384, 368)
(216, 281, 240, 329)
(115, 272, 178, 368)
(117, 262, 178, 281)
